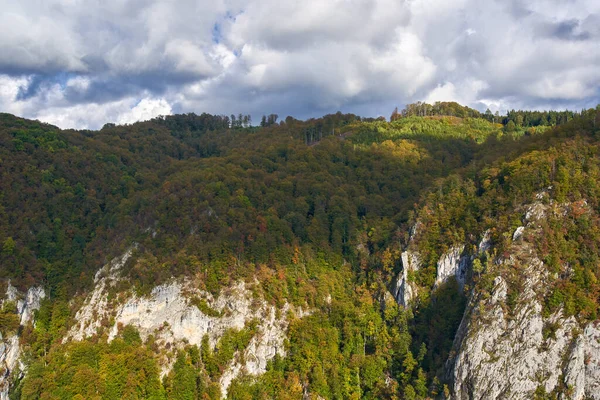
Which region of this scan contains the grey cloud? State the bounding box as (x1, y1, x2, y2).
(537, 19, 592, 41)
(0, 0, 599, 129)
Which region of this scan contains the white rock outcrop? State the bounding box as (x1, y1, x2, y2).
(393, 251, 421, 307)
(0, 335, 20, 400)
(0, 283, 45, 400)
(512, 226, 525, 241)
(478, 230, 492, 254)
(219, 305, 289, 393)
(563, 322, 600, 399)
(68, 246, 136, 341)
(435, 245, 469, 289)
(449, 246, 600, 400)
(67, 248, 305, 398)
(447, 196, 600, 399)
(106, 281, 251, 347)
(525, 202, 547, 223)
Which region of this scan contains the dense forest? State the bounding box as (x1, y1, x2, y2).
(1, 102, 600, 399)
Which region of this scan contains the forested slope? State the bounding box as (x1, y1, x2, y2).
(1, 103, 599, 399)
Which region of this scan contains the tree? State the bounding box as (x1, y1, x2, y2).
(485, 108, 493, 122)
(2, 237, 15, 255)
(267, 114, 279, 126)
(472, 258, 484, 278)
(505, 120, 517, 132)
(516, 114, 524, 127)
(167, 351, 198, 400)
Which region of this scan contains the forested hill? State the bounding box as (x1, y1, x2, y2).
(2, 104, 600, 399)
(0, 103, 580, 295)
(0, 107, 497, 294)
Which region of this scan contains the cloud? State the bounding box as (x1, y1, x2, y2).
(0, 0, 599, 129)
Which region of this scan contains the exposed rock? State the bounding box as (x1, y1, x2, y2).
(513, 226, 525, 241)
(447, 197, 600, 399)
(450, 255, 581, 399)
(219, 305, 289, 395)
(17, 287, 45, 326)
(67, 248, 306, 398)
(393, 267, 414, 308)
(478, 230, 492, 254)
(101, 281, 293, 397)
(525, 202, 547, 224)
(563, 322, 600, 400)
(68, 246, 136, 342)
(583, 323, 600, 398)
(106, 282, 252, 347)
(409, 221, 423, 241)
(535, 188, 551, 201)
(0, 335, 21, 400)
(4, 282, 45, 325)
(435, 246, 469, 289)
(448, 237, 600, 400)
(393, 251, 421, 307)
(401, 250, 421, 272)
(564, 333, 586, 400)
(1, 283, 45, 400)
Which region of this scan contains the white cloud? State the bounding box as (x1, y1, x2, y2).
(426, 80, 488, 106)
(117, 98, 172, 125)
(35, 96, 173, 130)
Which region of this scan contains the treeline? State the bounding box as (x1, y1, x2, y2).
(391, 102, 484, 120)
(150, 112, 232, 132)
(260, 114, 279, 127)
(501, 109, 579, 128)
(391, 101, 582, 129)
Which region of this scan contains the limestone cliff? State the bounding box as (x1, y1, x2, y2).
(63, 248, 308, 398)
(393, 250, 421, 307)
(0, 283, 45, 400)
(447, 197, 600, 399)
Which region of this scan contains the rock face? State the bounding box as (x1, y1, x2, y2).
(219, 304, 289, 393)
(0, 335, 21, 400)
(68, 245, 137, 341)
(393, 240, 474, 307)
(435, 246, 469, 289)
(0, 283, 45, 400)
(512, 226, 525, 241)
(66, 248, 306, 398)
(478, 230, 492, 254)
(563, 322, 600, 400)
(447, 197, 600, 399)
(449, 255, 580, 399)
(393, 250, 421, 307)
(448, 236, 600, 399)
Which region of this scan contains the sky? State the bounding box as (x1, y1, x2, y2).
(1, 0, 599, 130)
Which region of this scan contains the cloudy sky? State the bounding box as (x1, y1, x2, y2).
(1, 0, 599, 129)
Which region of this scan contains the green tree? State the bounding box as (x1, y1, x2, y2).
(2, 237, 15, 255)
